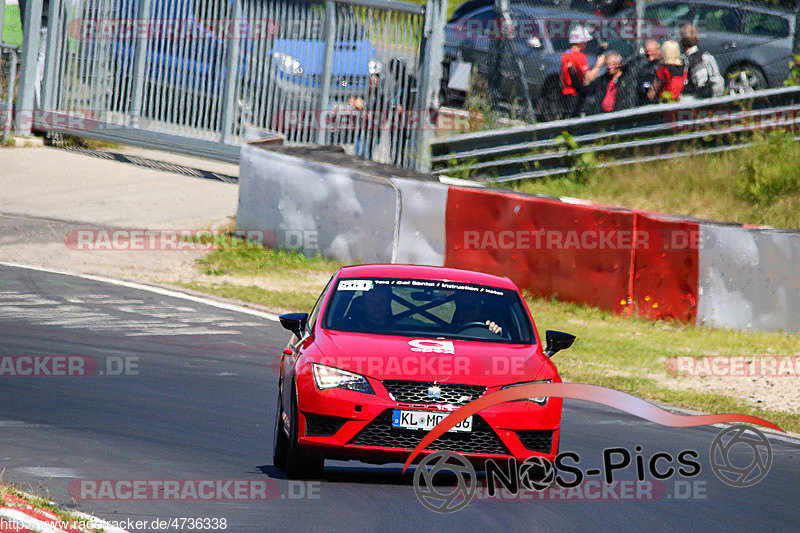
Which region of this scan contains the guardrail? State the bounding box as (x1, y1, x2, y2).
(431, 86, 800, 182)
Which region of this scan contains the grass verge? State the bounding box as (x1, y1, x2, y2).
(526, 297, 800, 433)
(2, 5, 23, 48)
(171, 244, 800, 434)
(508, 131, 800, 229)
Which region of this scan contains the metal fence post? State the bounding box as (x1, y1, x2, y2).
(220, 0, 243, 143)
(414, 0, 446, 173)
(0, 1, 5, 44)
(635, 0, 645, 51)
(41, 0, 60, 111)
(3, 48, 18, 142)
(317, 0, 336, 145)
(15, 0, 42, 135)
(129, 0, 151, 128)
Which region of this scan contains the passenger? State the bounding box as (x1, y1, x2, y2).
(648, 40, 686, 102)
(560, 25, 606, 118)
(350, 286, 394, 331)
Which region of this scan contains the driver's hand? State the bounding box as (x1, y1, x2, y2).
(485, 320, 502, 335)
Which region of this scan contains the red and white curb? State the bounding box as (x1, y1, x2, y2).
(0, 493, 128, 533)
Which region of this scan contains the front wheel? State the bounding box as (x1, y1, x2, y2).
(727, 64, 767, 94)
(272, 379, 288, 470)
(284, 381, 325, 479)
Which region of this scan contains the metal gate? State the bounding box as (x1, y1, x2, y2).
(19, 0, 446, 169)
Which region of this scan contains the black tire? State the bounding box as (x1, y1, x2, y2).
(272, 379, 288, 470)
(284, 381, 324, 479)
(726, 64, 768, 93)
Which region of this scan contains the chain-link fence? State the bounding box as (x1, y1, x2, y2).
(439, 0, 800, 126)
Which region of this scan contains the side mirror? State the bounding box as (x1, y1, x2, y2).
(544, 330, 576, 358)
(279, 312, 309, 338)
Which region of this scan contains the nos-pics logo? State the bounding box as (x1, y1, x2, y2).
(413, 425, 773, 513)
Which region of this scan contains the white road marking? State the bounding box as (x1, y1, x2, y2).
(0, 261, 279, 321)
(0, 262, 280, 336)
(14, 467, 81, 478)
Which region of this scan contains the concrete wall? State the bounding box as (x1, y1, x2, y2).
(238, 144, 398, 264)
(238, 142, 800, 332)
(697, 225, 800, 331)
(391, 177, 448, 266)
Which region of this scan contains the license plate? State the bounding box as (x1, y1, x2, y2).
(391, 410, 472, 433)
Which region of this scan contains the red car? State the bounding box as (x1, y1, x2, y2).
(273, 264, 576, 478)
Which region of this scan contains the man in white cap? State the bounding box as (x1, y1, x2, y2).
(560, 25, 606, 118)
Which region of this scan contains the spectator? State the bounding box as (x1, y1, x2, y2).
(680, 24, 725, 99)
(560, 25, 605, 118)
(648, 40, 686, 102)
(631, 39, 662, 104)
(350, 73, 381, 158)
(583, 51, 635, 113)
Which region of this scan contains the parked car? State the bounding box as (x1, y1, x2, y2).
(273, 264, 575, 478)
(441, 3, 633, 121)
(103, 0, 381, 131)
(615, 0, 797, 92)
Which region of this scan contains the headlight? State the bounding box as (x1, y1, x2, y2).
(312, 364, 374, 394)
(273, 52, 304, 75)
(501, 379, 552, 405)
(368, 59, 382, 75)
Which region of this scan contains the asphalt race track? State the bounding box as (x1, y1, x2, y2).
(1, 264, 798, 532)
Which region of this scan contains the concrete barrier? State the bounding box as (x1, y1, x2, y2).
(391, 177, 448, 266)
(697, 225, 800, 331)
(237, 141, 800, 332)
(237, 143, 398, 263)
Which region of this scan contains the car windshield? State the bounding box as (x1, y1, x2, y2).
(322, 278, 535, 344)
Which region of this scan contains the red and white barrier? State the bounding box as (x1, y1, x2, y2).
(238, 144, 800, 331)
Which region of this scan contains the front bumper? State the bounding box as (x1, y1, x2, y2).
(295, 370, 562, 464)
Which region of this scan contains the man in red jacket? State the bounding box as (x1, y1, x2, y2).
(560, 25, 605, 118)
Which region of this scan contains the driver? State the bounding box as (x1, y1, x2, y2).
(452, 292, 502, 336)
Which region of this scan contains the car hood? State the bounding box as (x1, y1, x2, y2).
(310, 329, 548, 387)
(271, 39, 376, 76)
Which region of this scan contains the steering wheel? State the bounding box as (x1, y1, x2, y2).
(455, 321, 491, 333)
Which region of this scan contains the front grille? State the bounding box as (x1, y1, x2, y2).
(309, 74, 369, 88)
(349, 410, 510, 455)
(304, 413, 348, 437)
(382, 381, 486, 406)
(516, 430, 554, 454)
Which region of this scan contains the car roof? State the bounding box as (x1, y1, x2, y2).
(337, 264, 518, 290)
(645, 0, 793, 17)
